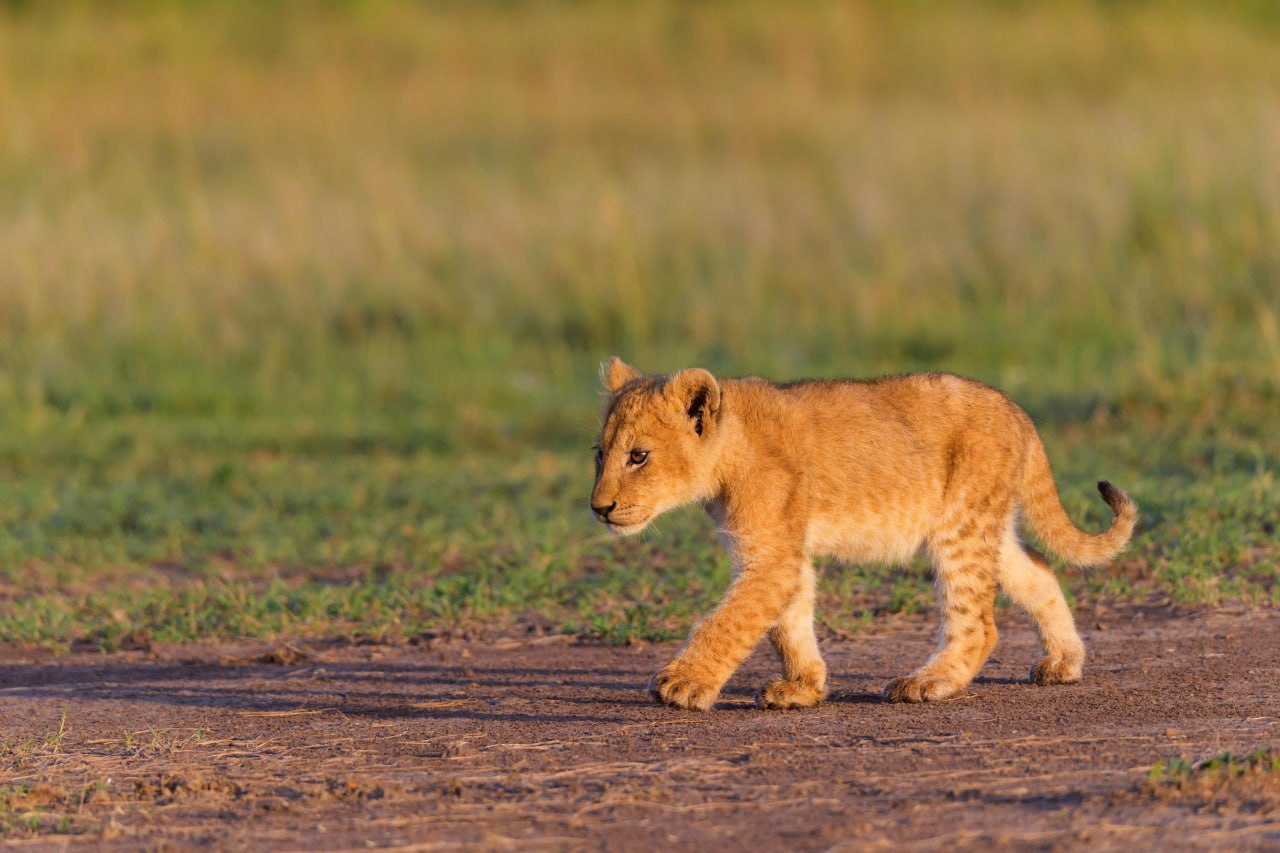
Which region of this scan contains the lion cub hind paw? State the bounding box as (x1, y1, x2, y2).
(649, 667, 720, 711)
(883, 673, 961, 703)
(756, 679, 827, 710)
(1030, 656, 1083, 686)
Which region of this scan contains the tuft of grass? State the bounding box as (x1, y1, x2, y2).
(1148, 746, 1280, 784)
(43, 710, 69, 755)
(0, 782, 86, 838)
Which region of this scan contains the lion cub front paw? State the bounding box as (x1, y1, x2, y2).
(649, 664, 720, 711)
(1030, 656, 1083, 685)
(883, 673, 961, 703)
(756, 678, 827, 710)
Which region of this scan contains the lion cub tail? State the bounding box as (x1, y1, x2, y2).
(1018, 436, 1138, 567)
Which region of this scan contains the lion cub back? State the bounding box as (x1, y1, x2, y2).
(720, 371, 1134, 568)
(722, 373, 1034, 563)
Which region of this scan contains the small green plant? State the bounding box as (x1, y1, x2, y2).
(78, 780, 107, 810)
(42, 711, 68, 755)
(1149, 746, 1280, 784)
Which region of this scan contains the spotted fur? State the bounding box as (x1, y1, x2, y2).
(591, 358, 1137, 711)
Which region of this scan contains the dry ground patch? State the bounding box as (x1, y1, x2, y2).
(2, 608, 1277, 850)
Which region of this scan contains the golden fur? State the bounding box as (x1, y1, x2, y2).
(590, 357, 1137, 711)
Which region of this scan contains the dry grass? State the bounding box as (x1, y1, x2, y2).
(2, 2, 1277, 384)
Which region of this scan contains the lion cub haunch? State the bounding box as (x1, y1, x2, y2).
(590, 357, 1137, 711)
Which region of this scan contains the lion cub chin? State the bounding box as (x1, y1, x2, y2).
(590, 357, 1137, 711)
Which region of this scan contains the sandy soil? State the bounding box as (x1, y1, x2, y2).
(1, 607, 1277, 851)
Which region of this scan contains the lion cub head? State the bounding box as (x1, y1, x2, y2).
(590, 357, 724, 535)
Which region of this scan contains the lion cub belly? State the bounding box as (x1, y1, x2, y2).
(804, 512, 927, 564)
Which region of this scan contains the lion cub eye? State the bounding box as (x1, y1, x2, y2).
(628, 449, 649, 466)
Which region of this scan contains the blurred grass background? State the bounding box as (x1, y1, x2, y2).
(0, 0, 1277, 648)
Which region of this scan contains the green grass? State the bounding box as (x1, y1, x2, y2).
(1148, 747, 1280, 785)
(0, 780, 98, 839)
(0, 1, 1277, 647)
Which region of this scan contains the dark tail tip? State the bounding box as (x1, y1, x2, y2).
(1097, 480, 1127, 512)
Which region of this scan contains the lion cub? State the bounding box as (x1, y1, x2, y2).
(590, 358, 1136, 711)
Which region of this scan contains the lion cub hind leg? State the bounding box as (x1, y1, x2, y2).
(979, 598, 999, 666)
(757, 561, 828, 710)
(998, 538, 1084, 685)
(885, 518, 1001, 703)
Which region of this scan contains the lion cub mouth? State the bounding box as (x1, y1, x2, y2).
(602, 510, 651, 535)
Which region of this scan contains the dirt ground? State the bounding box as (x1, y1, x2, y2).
(2, 606, 1278, 851)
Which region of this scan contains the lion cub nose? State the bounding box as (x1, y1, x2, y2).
(592, 501, 617, 521)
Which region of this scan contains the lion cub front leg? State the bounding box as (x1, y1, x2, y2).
(757, 560, 827, 709)
(651, 547, 803, 711)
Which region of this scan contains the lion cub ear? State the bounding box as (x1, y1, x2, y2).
(665, 368, 721, 436)
(600, 356, 642, 393)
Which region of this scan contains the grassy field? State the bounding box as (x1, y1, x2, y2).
(0, 0, 1277, 649)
